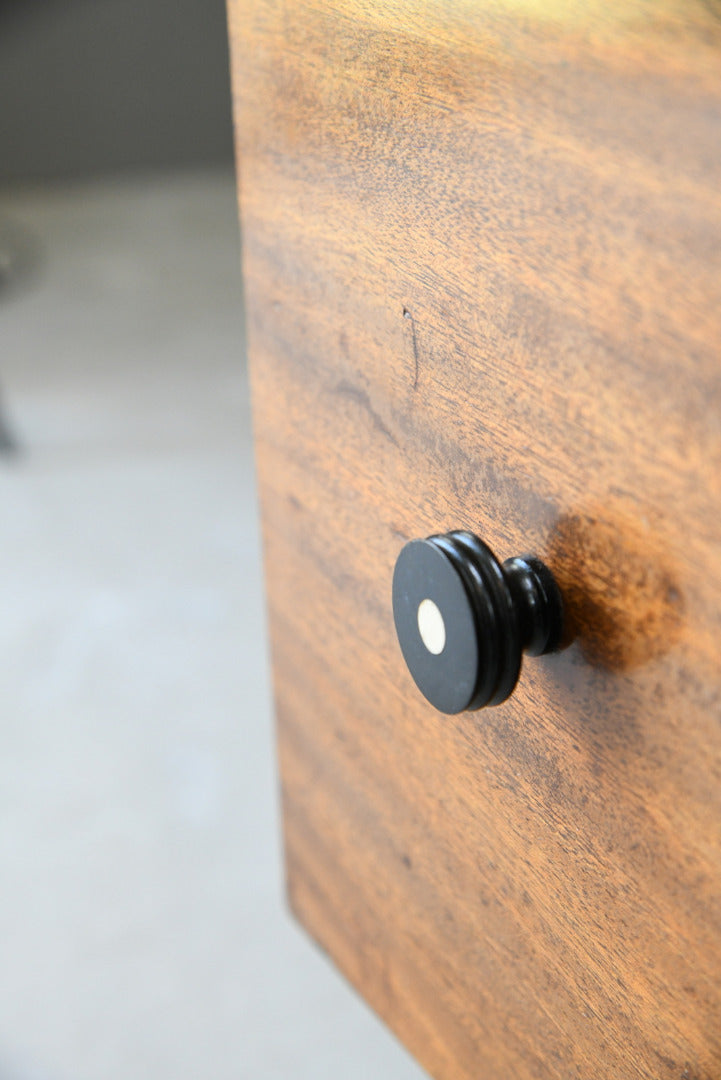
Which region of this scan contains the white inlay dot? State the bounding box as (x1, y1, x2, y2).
(417, 598, 446, 655)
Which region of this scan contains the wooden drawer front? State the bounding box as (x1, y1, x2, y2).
(227, 3, 721, 1077)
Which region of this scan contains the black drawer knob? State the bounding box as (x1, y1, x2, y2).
(392, 531, 564, 714)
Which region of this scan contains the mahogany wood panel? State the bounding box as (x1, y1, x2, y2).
(227, 3, 721, 1077)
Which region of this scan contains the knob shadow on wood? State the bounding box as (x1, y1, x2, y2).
(547, 509, 685, 673)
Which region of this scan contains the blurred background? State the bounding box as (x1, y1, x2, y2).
(0, 3, 425, 1077)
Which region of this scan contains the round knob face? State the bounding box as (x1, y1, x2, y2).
(392, 539, 482, 714)
(392, 532, 564, 713)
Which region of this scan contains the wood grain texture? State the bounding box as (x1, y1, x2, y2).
(227, 3, 721, 1077)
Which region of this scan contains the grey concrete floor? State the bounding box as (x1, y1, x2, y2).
(0, 171, 426, 1080)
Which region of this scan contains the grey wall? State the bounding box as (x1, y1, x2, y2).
(0, 0, 234, 181)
